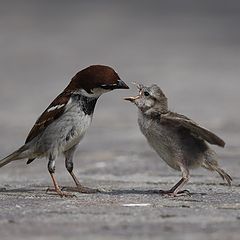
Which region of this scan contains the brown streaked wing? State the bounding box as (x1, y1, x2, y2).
(25, 92, 71, 143)
(160, 112, 225, 147)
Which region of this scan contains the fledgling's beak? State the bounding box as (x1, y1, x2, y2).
(116, 79, 129, 89)
(124, 82, 142, 102)
(124, 95, 140, 102)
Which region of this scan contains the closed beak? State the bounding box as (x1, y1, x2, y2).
(101, 79, 129, 90)
(116, 79, 129, 89)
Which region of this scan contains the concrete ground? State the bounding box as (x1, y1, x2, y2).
(0, 135, 240, 240)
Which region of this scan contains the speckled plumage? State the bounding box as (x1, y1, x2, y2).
(125, 84, 232, 196)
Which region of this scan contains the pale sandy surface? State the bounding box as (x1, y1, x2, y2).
(0, 1, 240, 239)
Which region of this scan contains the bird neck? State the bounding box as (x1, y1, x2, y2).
(157, 97, 169, 114)
(143, 98, 169, 117)
(72, 93, 98, 116)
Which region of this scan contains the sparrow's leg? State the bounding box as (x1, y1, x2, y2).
(159, 164, 190, 196)
(46, 155, 72, 197)
(62, 147, 99, 193)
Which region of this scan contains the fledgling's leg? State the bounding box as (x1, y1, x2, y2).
(63, 146, 99, 193)
(159, 163, 190, 196)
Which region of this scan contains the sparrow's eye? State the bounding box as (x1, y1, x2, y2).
(143, 91, 150, 96)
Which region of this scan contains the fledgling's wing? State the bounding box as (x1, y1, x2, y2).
(160, 112, 225, 147)
(25, 92, 71, 144)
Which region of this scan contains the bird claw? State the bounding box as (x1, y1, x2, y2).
(46, 187, 76, 197)
(157, 189, 191, 197)
(173, 189, 191, 197)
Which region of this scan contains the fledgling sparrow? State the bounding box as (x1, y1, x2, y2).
(125, 84, 232, 196)
(0, 65, 129, 197)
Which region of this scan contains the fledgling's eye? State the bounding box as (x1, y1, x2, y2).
(143, 91, 150, 96)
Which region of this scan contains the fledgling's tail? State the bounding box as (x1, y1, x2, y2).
(202, 149, 232, 186)
(0, 145, 29, 168)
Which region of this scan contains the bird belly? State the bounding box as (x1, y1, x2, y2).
(138, 116, 180, 170)
(138, 112, 207, 171)
(62, 112, 92, 151)
(147, 132, 181, 171)
(143, 127, 205, 170)
(34, 105, 92, 158)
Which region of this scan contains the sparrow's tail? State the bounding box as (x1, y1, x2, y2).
(0, 145, 29, 168)
(202, 149, 232, 186)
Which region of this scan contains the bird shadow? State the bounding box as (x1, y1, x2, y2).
(0, 186, 207, 197)
(0, 187, 159, 195)
(100, 188, 207, 196)
(0, 187, 38, 193)
(102, 189, 161, 195)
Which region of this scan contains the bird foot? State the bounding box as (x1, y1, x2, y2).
(61, 186, 100, 194)
(46, 187, 76, 197)
(156, 189, 191, 197)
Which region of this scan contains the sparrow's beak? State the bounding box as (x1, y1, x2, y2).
(116, 79, 129, 89)
(101, 79, 129, 90)
(124, 95, 140, 102)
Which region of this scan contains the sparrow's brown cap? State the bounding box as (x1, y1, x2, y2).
(66, 65, 129, 93)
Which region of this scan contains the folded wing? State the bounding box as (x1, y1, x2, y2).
(25, 92, 71, 143)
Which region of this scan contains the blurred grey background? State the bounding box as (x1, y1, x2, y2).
(0, 0, 239, 172)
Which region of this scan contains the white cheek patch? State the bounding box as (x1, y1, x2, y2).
(101, 83, 117, 87)
(47, 104, 65, 112)
(78, 88, 111, 98)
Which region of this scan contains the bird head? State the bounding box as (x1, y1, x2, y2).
(124, 83, 168, 115)
(65, 65, 129, 98)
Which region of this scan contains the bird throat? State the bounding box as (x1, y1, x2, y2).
(73, 94, 98, 116)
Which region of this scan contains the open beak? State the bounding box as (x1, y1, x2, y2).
(124, 82, 142, 102)
(124, 95, 140, 102)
